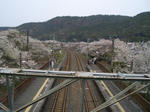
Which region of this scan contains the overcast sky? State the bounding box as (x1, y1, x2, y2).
(0, 0, 150, 27)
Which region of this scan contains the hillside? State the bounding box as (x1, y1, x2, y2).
(0, 12, 150, 42)
(0, 29, 52, 68)
(17, 15, 131, 42)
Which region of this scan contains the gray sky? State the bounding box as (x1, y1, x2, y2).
(0, 0, 150, 27)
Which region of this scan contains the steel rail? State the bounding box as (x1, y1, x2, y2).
(74, 54, 88, 112)
(50, 50, 71, 112)
(62, 51, 70, 112)
(0, 53, 150, 112)
(82, 82, 89, 112)
(96, 61, 150, 112)
(91, 81, 138, 112)
(50, 91, 59, 112)
(62, 87, 68, 112)
(86, 81, 97, 107)
(76, 54, 98, 112)
(77, 54, 100, 111)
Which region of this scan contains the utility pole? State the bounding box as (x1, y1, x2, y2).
(19, 52, 22, 68)
(49, 35, 55, 70)
(26, 30, 29, 51)
(148, 58, 150, 73)
(111, 37, 115, 72)
(131, 59, 133, 72)
(87, 39, 89, 61)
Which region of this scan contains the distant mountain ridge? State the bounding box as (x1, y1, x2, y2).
(0, 27, 12, 31)
(0, 12, 150, 42)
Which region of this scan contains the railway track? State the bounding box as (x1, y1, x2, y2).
(1, 51, 147, 112)
(75, 54, 109, 112)
(96, 61, 148, 112)
(49, 51, 71, 112)
(0, 51, 113, 112)
(75, 54, 96, 111)
(41, 51, 110, 112)
(0, 60, 50, 107)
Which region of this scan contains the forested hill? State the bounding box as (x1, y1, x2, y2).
(1, 12, 150, 42)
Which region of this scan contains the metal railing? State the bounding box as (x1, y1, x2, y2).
(0, 68, 150, 112)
